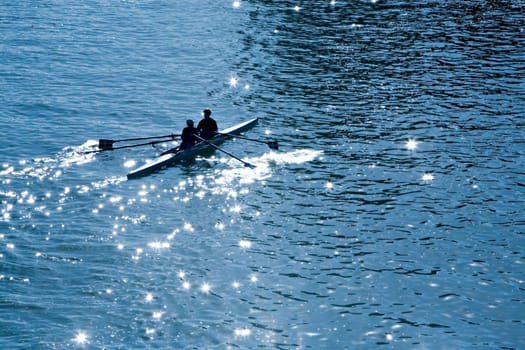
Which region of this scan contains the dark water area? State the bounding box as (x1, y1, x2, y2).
(1, 1, 524, 349)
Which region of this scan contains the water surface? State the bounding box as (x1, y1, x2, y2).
(1, 1, 524, 349)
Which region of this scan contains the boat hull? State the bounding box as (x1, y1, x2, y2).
(127, 118, 258, 179)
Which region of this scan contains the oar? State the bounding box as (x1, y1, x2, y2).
(98, 134, 180, 150)
(83, 139, 174, 154)
(215, 132, 278, 150)
(194, 134, 255, 169)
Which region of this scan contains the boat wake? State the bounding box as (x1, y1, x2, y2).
(0, 140, 126, 198)
(212, 149, 323, 186)
(258, 149, 323, 165)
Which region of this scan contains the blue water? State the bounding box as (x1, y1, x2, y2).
(1, 1, 524, 349)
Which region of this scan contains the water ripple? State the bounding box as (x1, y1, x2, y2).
(1, 0, 524, 349)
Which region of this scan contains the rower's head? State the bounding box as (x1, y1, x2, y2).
(186, 119, 194, 126)
(202, 109, 212, 118)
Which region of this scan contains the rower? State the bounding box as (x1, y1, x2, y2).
(161, 119, 198, 155)
(180, 119, 199, 150)
(197, 108, 218, 139)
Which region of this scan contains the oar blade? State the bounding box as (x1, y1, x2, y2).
(98, 139, 114, 150)
(268, 141, 279, 150)
(244, 163, 256, 169)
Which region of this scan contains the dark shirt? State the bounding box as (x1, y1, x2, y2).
(197, 117, 218, 139)
(180, 126, 198, 149)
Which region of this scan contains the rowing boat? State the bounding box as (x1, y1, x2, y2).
(127, 118, 258, 179)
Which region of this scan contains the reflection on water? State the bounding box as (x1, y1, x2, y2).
(1, 0, 524, 349)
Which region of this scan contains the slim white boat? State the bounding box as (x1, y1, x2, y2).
(127, 118, 258, 179)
